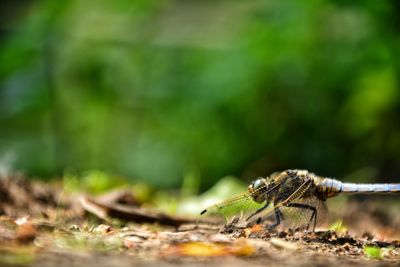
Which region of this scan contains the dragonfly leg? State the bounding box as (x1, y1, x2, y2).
(286, 203, 317, 232)
(267, 207, 284, 230)
(246, 202, 270, 221)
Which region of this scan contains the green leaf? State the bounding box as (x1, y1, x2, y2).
(364, 246, 383, 260)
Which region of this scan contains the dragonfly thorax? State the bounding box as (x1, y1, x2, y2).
(248, 177, 268, 203)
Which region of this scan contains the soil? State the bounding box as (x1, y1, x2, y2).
(0, 174, 399, 267)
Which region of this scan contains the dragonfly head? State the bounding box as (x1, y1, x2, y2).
(248, 177, 268, 203)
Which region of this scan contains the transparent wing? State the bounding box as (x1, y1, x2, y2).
(280, 196, 327, 229)
(200, 174, 288, 222)
(200, 192, 265, 222)
(255, 178, 322, 228)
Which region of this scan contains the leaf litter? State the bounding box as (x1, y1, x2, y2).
(0, 174, 400, 266)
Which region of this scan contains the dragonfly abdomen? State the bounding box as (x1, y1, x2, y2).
(339, 182, 400, 193)
(315, 178, 400, 199)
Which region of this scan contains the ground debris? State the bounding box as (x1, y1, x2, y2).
(1, 175, 400, 266)
(269, 237, 298, 250)
(0, 174, 61, 218)
(80, 196, 197, 227)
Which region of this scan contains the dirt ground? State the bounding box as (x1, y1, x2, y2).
(1, 174, 400, 267)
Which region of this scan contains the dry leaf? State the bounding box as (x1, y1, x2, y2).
(16, 223, 37, 244)
(250, 224, 264, 234)
(164, 241, 255, 257)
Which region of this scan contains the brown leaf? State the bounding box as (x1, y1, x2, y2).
(16, 223, 37, 244)
(250, 224, 264, 234)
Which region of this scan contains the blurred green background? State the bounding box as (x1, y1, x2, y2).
(1, 0, 400, 189)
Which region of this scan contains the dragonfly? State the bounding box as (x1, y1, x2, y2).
(200, 169, 400, 231)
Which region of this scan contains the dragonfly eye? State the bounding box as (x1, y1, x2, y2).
(248, 178, 267, 203)
(251, 178, 265, 191)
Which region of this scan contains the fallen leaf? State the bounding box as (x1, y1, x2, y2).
(16, 223, 37, 244)
(250, 224, 264, 234)
(363, 246, 382, 260)
(164, 241, 255, 257)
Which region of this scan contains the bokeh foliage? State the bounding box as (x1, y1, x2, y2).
(1, 0, 400, 188)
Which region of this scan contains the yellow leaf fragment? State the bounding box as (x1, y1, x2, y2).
(166, 241, 255, 257)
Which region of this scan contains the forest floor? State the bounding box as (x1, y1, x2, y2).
(1, 174, 400, 267)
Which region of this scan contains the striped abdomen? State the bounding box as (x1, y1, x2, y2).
(315, 177, 400, 199)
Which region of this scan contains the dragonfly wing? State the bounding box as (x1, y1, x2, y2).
(280, 196, 327, 229)
(256, 178, 317, 228)
(200, 193, 266, 222)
